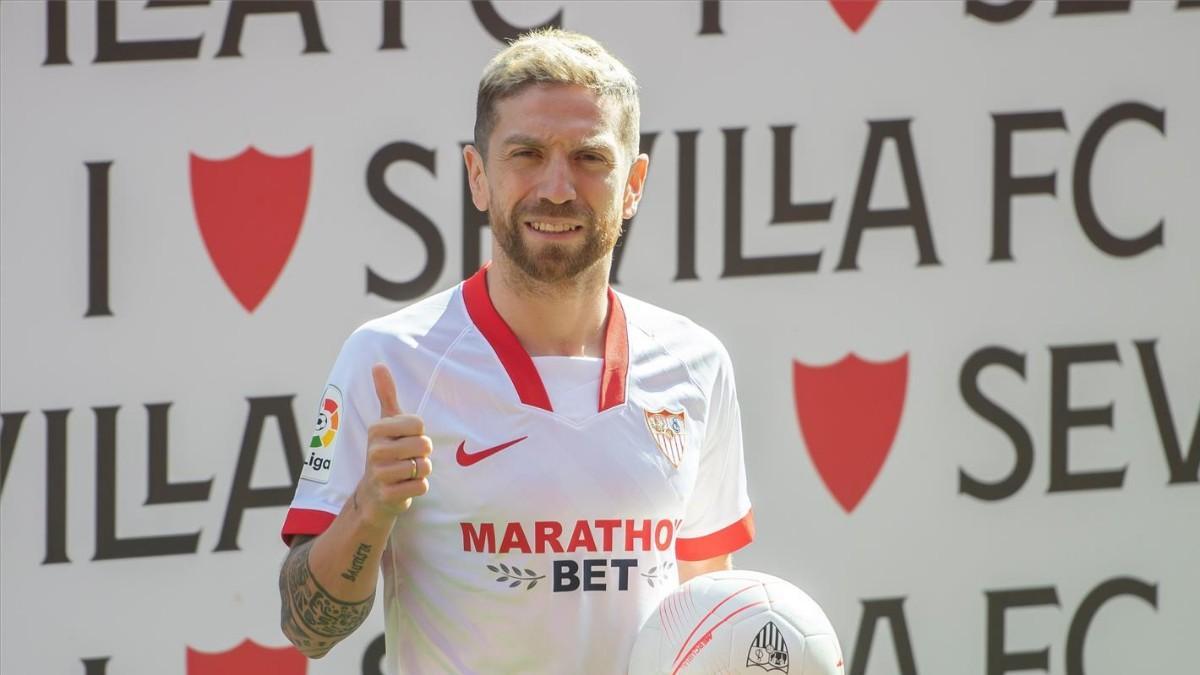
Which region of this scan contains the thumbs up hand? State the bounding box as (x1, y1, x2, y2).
(354, 363, 432, 528)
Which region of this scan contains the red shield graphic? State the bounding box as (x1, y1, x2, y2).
(829, 0, 881, 32)
(793, 353, 908, 513)
(189, 146, 312, 312)
(186, 639, 306, 675)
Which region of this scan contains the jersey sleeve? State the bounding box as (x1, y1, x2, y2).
(675, 344, 755, 561)
(280, 330, 377, 545)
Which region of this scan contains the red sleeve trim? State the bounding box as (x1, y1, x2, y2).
(280, 508, 337, 546)
(675, 509, 755, 561)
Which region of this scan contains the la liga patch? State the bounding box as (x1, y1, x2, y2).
(301, 385, 342, 484)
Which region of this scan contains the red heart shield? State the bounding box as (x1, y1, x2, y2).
(793, 353, 908, 513)
(189, 146, 312, 312)
(829, 0, 881, 32)
(186, 639, 306, 675)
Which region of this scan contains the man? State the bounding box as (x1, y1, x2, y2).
(279, 29, 754, 674)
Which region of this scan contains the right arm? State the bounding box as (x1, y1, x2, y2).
(279, 364, 432, 659)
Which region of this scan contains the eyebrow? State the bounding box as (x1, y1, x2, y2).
(500, 134, 616, 155)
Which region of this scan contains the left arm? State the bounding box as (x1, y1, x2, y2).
(678, 554, 732, 583)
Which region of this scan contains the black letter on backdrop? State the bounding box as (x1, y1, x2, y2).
(676, 130, 700, 281)
(722, 128, 826, 277)
(144, 403, 213, 505)
(46, 410, 71, 564)
(991, 111, 1067, 262)
(94, 407, 201, 560)
(848, 598, 918, 675)
(700, 0, 722, 34)
(1049, 344, 1125, 493)
(609, 131, 658, 285)
(471, 1, 562, 43)
(95, 0, 205, 63)
(1066, 578, 1156, 675)
(965, 0, 1034, 23)
(837, 119, 938, 271)
(215, 396, 304, 551)
(82, 658, 110, 675)
(216, 0, 328, 57)
(986, 586, 1058, 675)
(0, 411, 27, 493)
(1136, 340, 1199, 484)
(45, 0, 69, 65)
(772, 125, 832, 272)
(367, 142, 445, 300)
(1055, 0, 1130, 15)
(381, 0, 404, 49)
(362, 633, 387, 675)
(1073, 102, 1165, 258)
(959, 347, 1034, 501)
(87, 161, 113, 317)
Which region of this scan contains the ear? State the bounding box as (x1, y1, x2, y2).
(621, 152, 650, 220)
(464, 145, 490, 212)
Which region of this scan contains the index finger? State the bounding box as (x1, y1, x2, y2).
(372, 363, 402, 418)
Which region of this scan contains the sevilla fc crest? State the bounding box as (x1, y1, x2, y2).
(189, 146, 312, 312)
(645, 408, 687, 468)
(793, 353, 908, 513)
(186, 639, 306, 675)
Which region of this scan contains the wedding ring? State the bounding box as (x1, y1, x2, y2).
(409, 457, 419, 481)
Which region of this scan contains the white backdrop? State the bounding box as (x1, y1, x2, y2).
(2, 1, 1197, 673)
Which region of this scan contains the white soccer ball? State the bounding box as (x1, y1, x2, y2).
(628, 570, 844, 675)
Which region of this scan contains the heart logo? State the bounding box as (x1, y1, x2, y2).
(187, 639, 306, 675)
(189, 146, 312, 312)
(828, 0, 881, 33)
(793, 353, 908, 513)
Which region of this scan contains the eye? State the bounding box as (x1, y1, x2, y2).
(511, 149, 539, 159)
(578, 152, 608, 164)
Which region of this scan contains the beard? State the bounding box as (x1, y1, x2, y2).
(490, 198, 622, 285)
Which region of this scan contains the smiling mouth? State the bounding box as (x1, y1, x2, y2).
(525, 221, 582, 234)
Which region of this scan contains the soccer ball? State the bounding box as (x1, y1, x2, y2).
(628, 570, 844, 675)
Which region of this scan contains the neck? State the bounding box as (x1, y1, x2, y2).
(486, 254, 612, 357)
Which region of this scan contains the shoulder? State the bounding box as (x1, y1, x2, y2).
(618, 291, 734, 385)
(345, 285, 463, 351)
(331, 284, 469, 379)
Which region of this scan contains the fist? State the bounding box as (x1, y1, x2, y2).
(355, 363, 432, 526)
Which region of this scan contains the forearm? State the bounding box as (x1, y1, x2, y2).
(678, 554, 732, 583)
(279, 491, 395, 658)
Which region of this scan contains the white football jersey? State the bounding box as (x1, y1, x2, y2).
(283, 266, 754, 674)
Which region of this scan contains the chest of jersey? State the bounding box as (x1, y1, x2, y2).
(405, 351, 707, 558)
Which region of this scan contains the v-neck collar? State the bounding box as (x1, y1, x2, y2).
(461, 264, 629, 413)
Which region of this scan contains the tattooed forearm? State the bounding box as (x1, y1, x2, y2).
(279, 537, 374, 657)
(342, 543, 372, 582)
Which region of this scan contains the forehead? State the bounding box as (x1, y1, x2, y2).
(491, 84, 621, 150)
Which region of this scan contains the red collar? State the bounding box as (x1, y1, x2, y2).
(462, 265, 629, 413)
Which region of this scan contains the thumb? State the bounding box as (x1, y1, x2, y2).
(371, 363, 402, 418)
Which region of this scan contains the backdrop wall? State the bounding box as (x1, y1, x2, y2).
(2, 1, 1197, 673)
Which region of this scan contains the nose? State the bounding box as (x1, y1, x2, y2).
(536, 154, 576, 205)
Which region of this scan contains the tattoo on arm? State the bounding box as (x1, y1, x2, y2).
(342, 543, 372, 582)
(280, 537, 375, 654)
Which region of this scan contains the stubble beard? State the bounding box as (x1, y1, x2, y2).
(490, 199, 621, 289)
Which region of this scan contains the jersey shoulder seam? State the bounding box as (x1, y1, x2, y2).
(414, 306, 473, 417)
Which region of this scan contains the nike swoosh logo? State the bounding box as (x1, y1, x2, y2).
(455, 436, 529, 467)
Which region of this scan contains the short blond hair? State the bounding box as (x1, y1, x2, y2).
(474, 28, 640, 159)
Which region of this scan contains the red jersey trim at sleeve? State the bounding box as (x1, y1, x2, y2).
(674, 509, 755, 561)
(280, 507, 337, 546)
